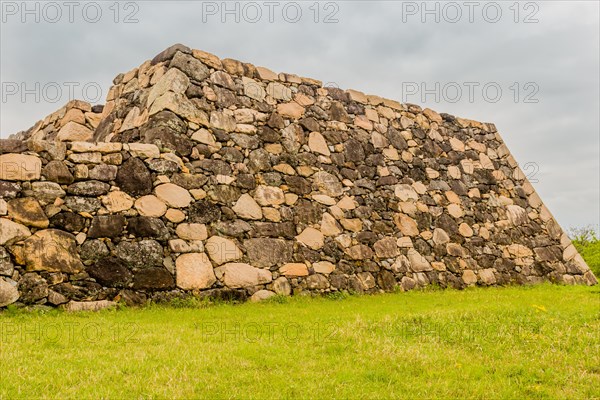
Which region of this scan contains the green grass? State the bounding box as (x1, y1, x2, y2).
(1, 284, 599, 399)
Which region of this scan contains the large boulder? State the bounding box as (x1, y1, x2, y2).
(7, 197, 49, 228)
(133, 267, 174, 290)
(115, 157, 153, 196)
(21, 229, 83, 273)
(88, 215, 126, 239)
(244, 238, 293, 267)
(87, 257, 133, 288)
(0, 278, 19, 307)
(175, 253, 216, 290)
(216, 263, 272, 288)
(0, 218, 31, 246)
(18, 273, 49, 304)
(0, 154, 41, 181)
(114, 240, 164, 269)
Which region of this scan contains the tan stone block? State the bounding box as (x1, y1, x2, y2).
(277, 102, 305, 119)
(312, 194, 336, 206)
(313, 261, 335, 274)
(340, 218, 363, 232)
(176, 253, 215, 290)
(176, 223, 208, 241)
(394, 213, 419, 236)
(135, 195, 167, 217)
(233, 193, 262, 220)
(205, 236, 242, 265)
(462, 270, 477, 285)
(102, 191, 134, 213)
(279, 263, 308, 277)
(296, 227, 324, 250)
(254, 185, 285, 206)
(256, 66, 278, 81)
(155, 183, 192, 208)
(354, 115, 373, 130)
(217, 263, 272, 288)
(165, 209, 186, 223)
(308, 131, 330, 156)
(447, 204, 463, 218)
(262, 207, 281, 222)
(423, 108, 442, 123)
(192, 49, 223, 70)
(0, 154, 41, 181)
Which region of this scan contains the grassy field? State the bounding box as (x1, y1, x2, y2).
(1, 284, 599, 399)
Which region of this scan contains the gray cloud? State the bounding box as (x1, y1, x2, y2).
(1, 0, 598, 230)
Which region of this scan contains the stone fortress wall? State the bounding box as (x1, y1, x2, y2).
(0, 44, 596, 309)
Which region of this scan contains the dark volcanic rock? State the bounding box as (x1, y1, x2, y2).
(188, 200, 222, 224)
(244, 238, 293, 267)
(127, 217, 169, 240)
(115, 158, 152, 196)
(88, 215, 126, 238)
(88, 257, 133, 288)
(133, 267, 174, 290)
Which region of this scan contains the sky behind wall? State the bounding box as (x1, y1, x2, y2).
(1, 0, 598, 231)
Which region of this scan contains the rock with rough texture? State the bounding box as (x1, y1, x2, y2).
(272, 277, 292, 296)
(87, 257, 133, 288)
(102, 191, 134, 213)
(133, 267, 175, 290)
(374, 237, 399, 259)
(18, 273, 48, 304)
(88, 215, 126, 238)
(176, 253, 216, 290)
(394, 214, 419, 237)
(170, 51, 210, 82)
(7, 198, 48, 228)
(254, 185, 285, 206)
(42, 161, 74, 184)
(67, 180, 110, 197)
(0, 218, 32, 246)
(135, 195, 167, 217)
(115, 158, 153, 196)
(21, 229, 83, 273)
(0, 278, 19, 307)
(0, 247, 14, 276)
(147, 66, 190, 106)
(115, 240, 163, 269)
(250, 289, 276, 302)
(127, 217, 169, 240)
(56, 122, 93, 141)
(279, 263, 309, 277)
(216, 263, 272, 288)
(296, 227, 324, 250)
(0, 154, 41, 181)
(407, 249, 433, 272)
(205, 236, 242, 265)
(245, 238, 293, 267)
(308, 132, 330, 156)
(232, 193, 262, 220)
(312, 171, 343, 197)
(176, 223, 208, 241)
(155, 183, 192, 208)
(64, 300, 117, 312)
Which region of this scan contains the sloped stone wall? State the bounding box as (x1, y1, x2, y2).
(1, 44, 596, 309)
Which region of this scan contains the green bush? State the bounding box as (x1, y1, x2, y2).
(569, 226, 600, 277)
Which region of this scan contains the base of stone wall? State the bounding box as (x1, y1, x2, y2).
(2, 270, 596, 312)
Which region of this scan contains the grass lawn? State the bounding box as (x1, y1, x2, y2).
(1, 284, 599, 399)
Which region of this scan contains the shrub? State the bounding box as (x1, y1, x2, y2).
(569, 226, 600, 277)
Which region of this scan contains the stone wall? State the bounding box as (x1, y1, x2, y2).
(0, 44, 596, 309)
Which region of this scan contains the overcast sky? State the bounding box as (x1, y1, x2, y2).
(1, 1, 598, 231)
